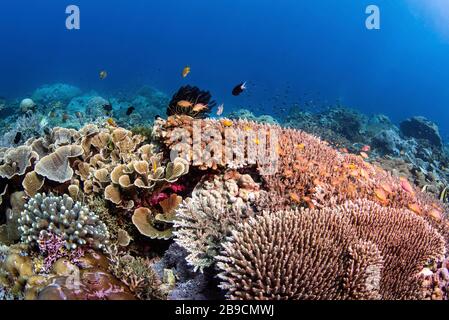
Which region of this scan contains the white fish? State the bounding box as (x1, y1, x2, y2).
(216, 103, 224, 116)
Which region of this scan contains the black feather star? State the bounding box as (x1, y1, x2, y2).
(167, 85, 216, 119)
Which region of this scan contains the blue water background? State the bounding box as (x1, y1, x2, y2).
(0, 0, 448, 137)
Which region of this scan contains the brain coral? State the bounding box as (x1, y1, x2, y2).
(18, 193, 110, 251)
(216, 199, 446, 300)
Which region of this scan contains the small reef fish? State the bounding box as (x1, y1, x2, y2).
(296, 143, 305, 150)
(374, 188, 388, 202)
(103, 103, 113, 113)
(75, 111, 83, 119)
(216, 104, 224, 116)
(13, 132, 22, 144)
(289, 192, 301, 203)
(177, 100, 193, 108)
(361, 145, 371, 152)
(152, 159, 158, 173)
(440, 187, 449, 202)
(99, 70, 108, 80)
(126, 106, 135, 116)
(192, 103, 208, 113)
(62, 113, 69, 122)
(107, 118, 117, 127)
(232, 82, 247, 96)
(182, 66, 191, 78)
(400, 177, 415, 195)
(222, 119, 233, 127)
(428, 208, 443, 221)
(360, 152, 369, 159)
(408, 203, 422, 215)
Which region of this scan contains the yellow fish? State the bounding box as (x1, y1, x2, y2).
(297, 143, 305, 150)
(253, 138, 260, 145)
(106, 118, 116, 127)
(99, 70, 108, 80)
(152, 160, 158, 173)
(222, 119, 233, 127)
(182, 66, 191, 78)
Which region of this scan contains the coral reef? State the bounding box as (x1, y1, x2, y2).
(0, 83, 448, 301)
(227, 109, 278, 125)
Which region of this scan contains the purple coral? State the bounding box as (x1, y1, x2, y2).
(38, 233, 85, 273)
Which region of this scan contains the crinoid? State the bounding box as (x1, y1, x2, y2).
(167, 85, 216, 119)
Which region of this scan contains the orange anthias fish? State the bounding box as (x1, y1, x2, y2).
(192, 103, 208, 113)
(290, 193, 301, 203)
(400, 177, 415, 195)
(361, 145, 371, 152)
(380, 183, 393, 194)
(182, 66, 191, 78)
(374, 188, 388, 203)
(428, 208, 442, 221)
(177, 100, 193, 108)
(408, 203, 422, 215)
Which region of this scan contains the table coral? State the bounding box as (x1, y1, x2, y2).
(216, 200, 445, 300)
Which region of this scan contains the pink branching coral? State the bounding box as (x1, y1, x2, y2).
(38, 233, 85, 273)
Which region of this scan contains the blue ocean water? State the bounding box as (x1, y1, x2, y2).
(0, 0, 448, 137)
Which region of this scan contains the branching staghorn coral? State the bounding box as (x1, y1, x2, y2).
(18, 193, 110, 251)
(174, 172, 266, 272)
(216, 199, 446, 300)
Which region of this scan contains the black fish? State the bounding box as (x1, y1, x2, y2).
(43, 127, 51, 135)
(13, 132, 22, 144)
(126, 106, 135, 116)
(103, 104, 113, 112)
(232, 82, 247, 96)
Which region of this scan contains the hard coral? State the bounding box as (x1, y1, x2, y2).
(174, 173, 266, 272)
(107, 246, 166, 300)
(18, 193, 110, 251)
(217, 199, 446, 300)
